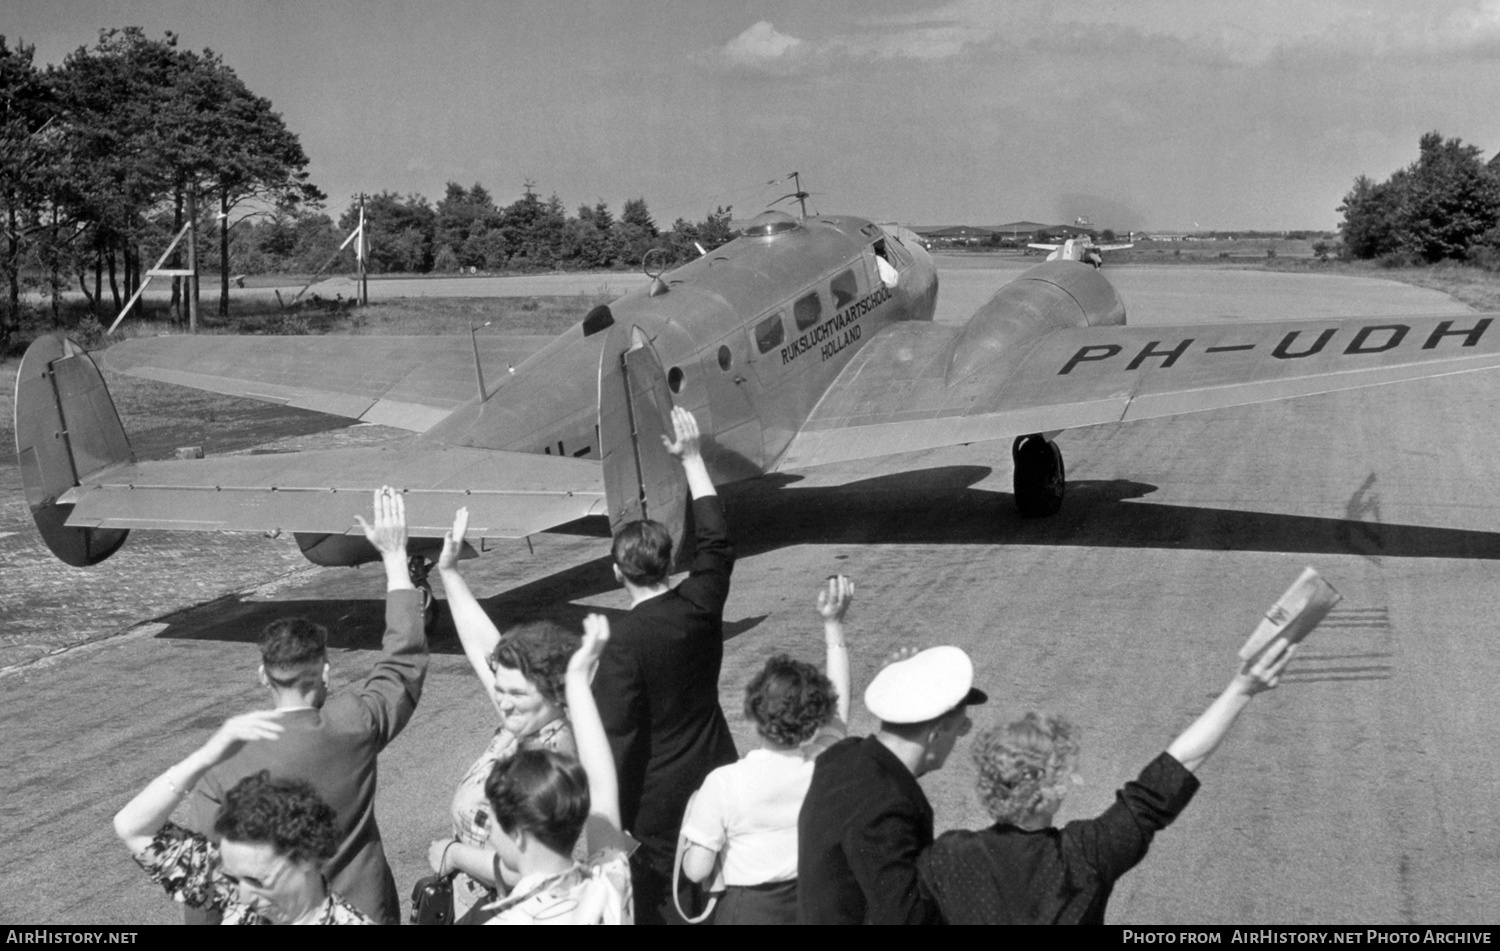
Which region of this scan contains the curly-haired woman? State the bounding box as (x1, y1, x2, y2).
(426, 507, 579, 920)
(477, 614, 635, 924)
(917, 637, 1297, 924)
(114, 711, 371, 924)
(677, 575, 854, 925)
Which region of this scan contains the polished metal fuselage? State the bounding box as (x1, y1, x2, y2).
(419, 215, 939, 486)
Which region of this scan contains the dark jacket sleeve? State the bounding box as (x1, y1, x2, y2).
(676, 495, 733, 616)
(592, 634, 648, 827)
(349, 588, 429, 748)
(847, 798, 941, 925)
(1064, 751, 1201, 885)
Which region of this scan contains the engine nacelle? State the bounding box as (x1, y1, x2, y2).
(294, 532, 445, 568)
(945, 261, 1126, 385)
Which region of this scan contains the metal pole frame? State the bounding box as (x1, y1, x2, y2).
(105, 221, 193, 335)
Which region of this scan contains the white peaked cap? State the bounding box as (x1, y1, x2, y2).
(864, 646, 988, 724)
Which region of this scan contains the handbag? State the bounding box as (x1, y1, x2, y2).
(410, 871, 457, 925)
(673, 791, 727, 924)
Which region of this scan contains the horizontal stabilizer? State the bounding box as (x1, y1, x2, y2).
(59, 443, 606, 539)
(103, 334, 555, 431)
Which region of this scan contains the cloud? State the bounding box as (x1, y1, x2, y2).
(719, 21, 805, 71)
(705, 2, 1500, 81)
(704, 16, 995, 74)
(827, 23, 991, 62)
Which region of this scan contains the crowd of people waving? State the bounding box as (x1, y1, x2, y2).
(113, 408, 1297, 925)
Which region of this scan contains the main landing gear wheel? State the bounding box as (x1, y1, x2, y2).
(408, 554, 440, 635)
(1013, 434, 1065, 518)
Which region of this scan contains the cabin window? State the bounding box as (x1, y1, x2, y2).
(793, 292, 822, 331)
(668, 366, 684, 393)
(830, 270, 857, 309)
(755, 313, 785, 353)
(717, 345, 732, 371)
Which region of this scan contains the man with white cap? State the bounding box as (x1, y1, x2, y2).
(797, 645, 987, 925)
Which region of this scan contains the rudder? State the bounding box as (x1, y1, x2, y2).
(14, 334, 132, 566)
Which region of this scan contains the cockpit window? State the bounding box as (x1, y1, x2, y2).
(793, 292, 822, 331)
(830, 270, 857, 309)
(874, 233, 912, 269)
(755, 313, 786, 353)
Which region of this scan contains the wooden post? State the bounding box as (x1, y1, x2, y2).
(186, 190, 199, 333)
(358, 194, 368, 306)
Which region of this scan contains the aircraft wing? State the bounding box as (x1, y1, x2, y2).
(101, 334, 555, 432)
(58, 443, 606, 538)
(776, 313, 1500, 470)
(1027, 243, 1061, 251)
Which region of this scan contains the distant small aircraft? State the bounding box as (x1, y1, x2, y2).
(15, 207, 1500, 577)
(1028, 236, 1134, 268)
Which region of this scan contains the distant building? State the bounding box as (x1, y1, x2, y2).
(911, 225, 995, 247)
(988, 221, 1054, 242)
(910, 220, 1104, 247)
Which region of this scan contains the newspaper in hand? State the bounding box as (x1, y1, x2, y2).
(1239, 567, 1342, 662)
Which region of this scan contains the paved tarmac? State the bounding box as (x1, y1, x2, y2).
(3, 264, 1497, 925)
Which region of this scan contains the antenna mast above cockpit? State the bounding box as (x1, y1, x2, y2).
(770, 171, 811, 219)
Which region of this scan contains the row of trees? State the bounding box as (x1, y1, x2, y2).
(228, 185, 736, 278)
(0, 25, 741, 350)
(1338, 132, 1500, 264)
(1, 29, 320, 346)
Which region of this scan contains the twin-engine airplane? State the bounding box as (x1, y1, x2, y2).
(1028, 235, 1134, 268)
(16, 208, 1500, 574)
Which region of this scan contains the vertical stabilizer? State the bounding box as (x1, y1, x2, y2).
(14, 335, 132, 566)
(597, 322, 689, 563)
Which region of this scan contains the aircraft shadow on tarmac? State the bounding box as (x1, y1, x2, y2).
(151, 464, 1500, 650)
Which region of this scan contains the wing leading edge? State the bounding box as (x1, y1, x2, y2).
(60, 443, 605, 538)
(777, 313, 1500, 470)
(102, 334, 555, 432)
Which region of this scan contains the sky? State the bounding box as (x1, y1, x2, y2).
(9, 0, 1500, 232)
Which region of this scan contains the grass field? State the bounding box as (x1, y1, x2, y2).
(1118, 236, 1321, 262)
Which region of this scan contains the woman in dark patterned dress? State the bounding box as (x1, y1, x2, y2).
(114, 711, 373, 924)
(918, 638, 1297, 925)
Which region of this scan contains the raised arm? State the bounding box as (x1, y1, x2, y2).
(351, 487, 429, 743)
(434, 507, 506, 712)
(1167, 638, 1296, 773)
(568, 615, 627, 848)
(817, 575, 854, 728)
(662, 405, 714, 500)
(114, 712, 284, 855)
(666, 407, 734, 612)
(355, 486, 415, 595)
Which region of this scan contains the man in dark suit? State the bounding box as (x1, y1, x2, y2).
(797, 646, 987, 925)
(186, 487, 427, 924)
(593, 406, 739, 925)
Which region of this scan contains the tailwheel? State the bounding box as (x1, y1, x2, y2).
(408, 554, 440, 634)
(1012, 434, 1065, 518)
